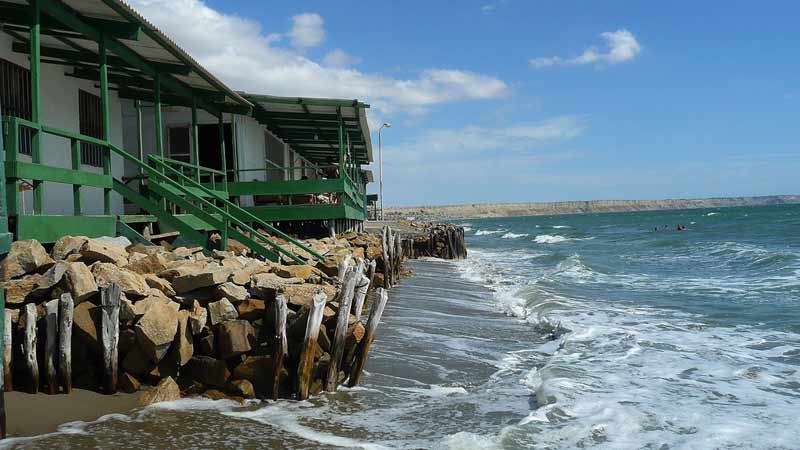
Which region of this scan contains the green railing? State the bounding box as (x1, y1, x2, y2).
(1, 114, 321, 262)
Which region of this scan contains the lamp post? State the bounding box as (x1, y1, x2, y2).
(378, 123, 391, 221)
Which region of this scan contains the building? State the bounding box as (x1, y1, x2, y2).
(0, 0, 373, 261)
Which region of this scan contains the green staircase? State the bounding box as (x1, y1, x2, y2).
(109, 145, 322, 264)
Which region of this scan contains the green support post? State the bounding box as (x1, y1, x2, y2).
(0, 108, 9, 440)
(99, 33, 111, 215)
(230, 114, 239, 182)
(191, 97, 200, 182)
(71, 139, 81, 215)
(5, 120, 19, 217)
(218, 115, 228, 250)
(337, 107, 345, 180)
(30, 0, 43, 215)
(153, 74, 165, 209)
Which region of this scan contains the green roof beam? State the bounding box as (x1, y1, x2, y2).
(0, 3, 142, 40)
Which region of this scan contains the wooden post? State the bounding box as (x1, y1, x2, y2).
(59, 293, 73, 393)
(337, 253, 352, 284)
(393, 231, 402, 283)
(3, 310, 11, 392)
(348, 288, 389, 387)
(22, 303, 38, 393)
(352, 275, 370, 322)
(366, 259, 376, 291)
(325, 267, 359, 391)
(381, 227, 392, 287)
(296, 289, 327, 400)
(270, 294, 287, 400)
(100, 284, 121, 393)
(44, 299, 58, 394)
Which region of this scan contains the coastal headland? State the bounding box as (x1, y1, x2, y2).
(385, 195, 800, 221)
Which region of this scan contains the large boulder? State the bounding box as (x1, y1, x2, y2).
(64, 262, 98, 302)
(135, 302, 179, 363)
(231, 261, 271, 285)
(273, 264, 313, 281)
(4, 274, 43, 304)
(236, 299, 265, 321)
(184, 356, 230, 388)
(281, 284, 336, 309)
(231, 355, 274, 396)
(157, 261, 208, 281)
(80, 238, 129, 265)
(72, 301, 101, 350)
(366, 246, 382, 261)
(174, 310, 194, 366)
(216, 320, 255, 359)
(125, 253, 170, 275)
(143, 274, 176, 297)
(207, 298, 238, 325)
(0, 240, 54, 281)
(249, 272, 302, 300)
(188, 300, 207, 335)
(138, 376, 180, 406)
(172, 267, 231, 294)
(228, 379, 256, 399)
(122, 346, 153, 375)
(92, 263, 150, 298)
(30, 262, 68, 298)
(51, 236, 89, 261)
(119, 372, 141, 394)
(130, 294, 179, 318)
(214, 282, 248, 303)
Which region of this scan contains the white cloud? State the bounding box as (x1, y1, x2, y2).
(288, 13, 325, 49)
(322, 48, 361, 68)
(126, 0, 508, 118)
(530, 29, 641, 68)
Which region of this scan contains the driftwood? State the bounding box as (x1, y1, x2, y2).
(348, 288, 389, 387)
(271, 294, 288, 401)
(352, 275, 370, 322)
(296, 289, 327, 400)
(59, 293, 74, 393)
(366, 259, 376, 291)
(100, 284, 121, 393)
(325, 267, 359, 391)
(337, 254, 352, 284)
(3, 310, 11, 392)
(22, 303, 38, 393)
(44, 299, 59, 395)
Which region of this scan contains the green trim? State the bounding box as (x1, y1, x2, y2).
(244, 94, 369, 109)
(227, 179, 343, 197)
(239, 204, 366, 222)
(5, 161, 112, 188)
(16, 215, 116, 243)
(0, 3, 141, 40)
(10, 42, 187, 74)
(30, 0, 43, 215)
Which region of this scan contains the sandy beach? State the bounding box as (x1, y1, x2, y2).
(5, 389, 139, 438)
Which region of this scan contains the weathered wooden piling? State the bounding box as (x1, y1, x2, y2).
(352, 275, 370, 322)
(325, 267, 358, 391)
(3, 311, 11, 392)
(22, 303, 38, 393)
(100, 284, 121, 393)
(381, 226, 392, 287)
(348, 288, 389, 387)
(271, 294, 288, 400)
(338, 254, 352, 284)
(393, 231, 402, 283)
(297, 289, 327, 400)
(366, 259, 377, 290)
(59, 293, 74, 394)
(44, 299, 59, 394)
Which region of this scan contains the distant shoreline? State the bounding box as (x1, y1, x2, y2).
(383, 195, 800, 221)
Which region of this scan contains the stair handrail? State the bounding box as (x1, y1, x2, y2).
(111, 145, 310, 263)
(146, 155, 323, 261)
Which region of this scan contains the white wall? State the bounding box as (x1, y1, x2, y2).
(1, 34, 125, 216)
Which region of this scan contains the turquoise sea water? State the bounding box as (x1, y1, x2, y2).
(5, 204, 799, 449)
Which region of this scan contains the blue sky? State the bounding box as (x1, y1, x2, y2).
(133, 0, 800, 206)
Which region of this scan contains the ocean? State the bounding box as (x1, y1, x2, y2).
(5, 204, 800, 449)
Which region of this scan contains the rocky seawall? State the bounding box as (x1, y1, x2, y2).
(0, 230, 403, 413)
(385, 195, 800, 221)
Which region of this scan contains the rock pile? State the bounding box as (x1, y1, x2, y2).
(0, 231, 397, 406)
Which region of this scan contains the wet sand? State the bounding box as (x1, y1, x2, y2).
(5, 389, 139, 437)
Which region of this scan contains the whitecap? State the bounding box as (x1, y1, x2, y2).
(534, 234, 568, 244)
(501, 232, 529, 239)
(475, 230, 504, 236)
(706, 212, 720, 216)
(552, 225, 571, 229)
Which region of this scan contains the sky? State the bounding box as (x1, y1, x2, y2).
(128, 0, 800, 206)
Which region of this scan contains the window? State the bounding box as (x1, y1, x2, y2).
(0, 58, 33, 155)
(168, 126, 191, 162)
(78, 90, 104, 167)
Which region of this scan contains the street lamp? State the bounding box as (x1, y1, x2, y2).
(378, 122, 391, 221)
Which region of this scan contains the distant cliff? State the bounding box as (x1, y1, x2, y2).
(384, 195, 800, 221)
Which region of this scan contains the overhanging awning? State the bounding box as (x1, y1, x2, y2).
(244, 94, 373, 166)
(0, 0, 252, 115)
